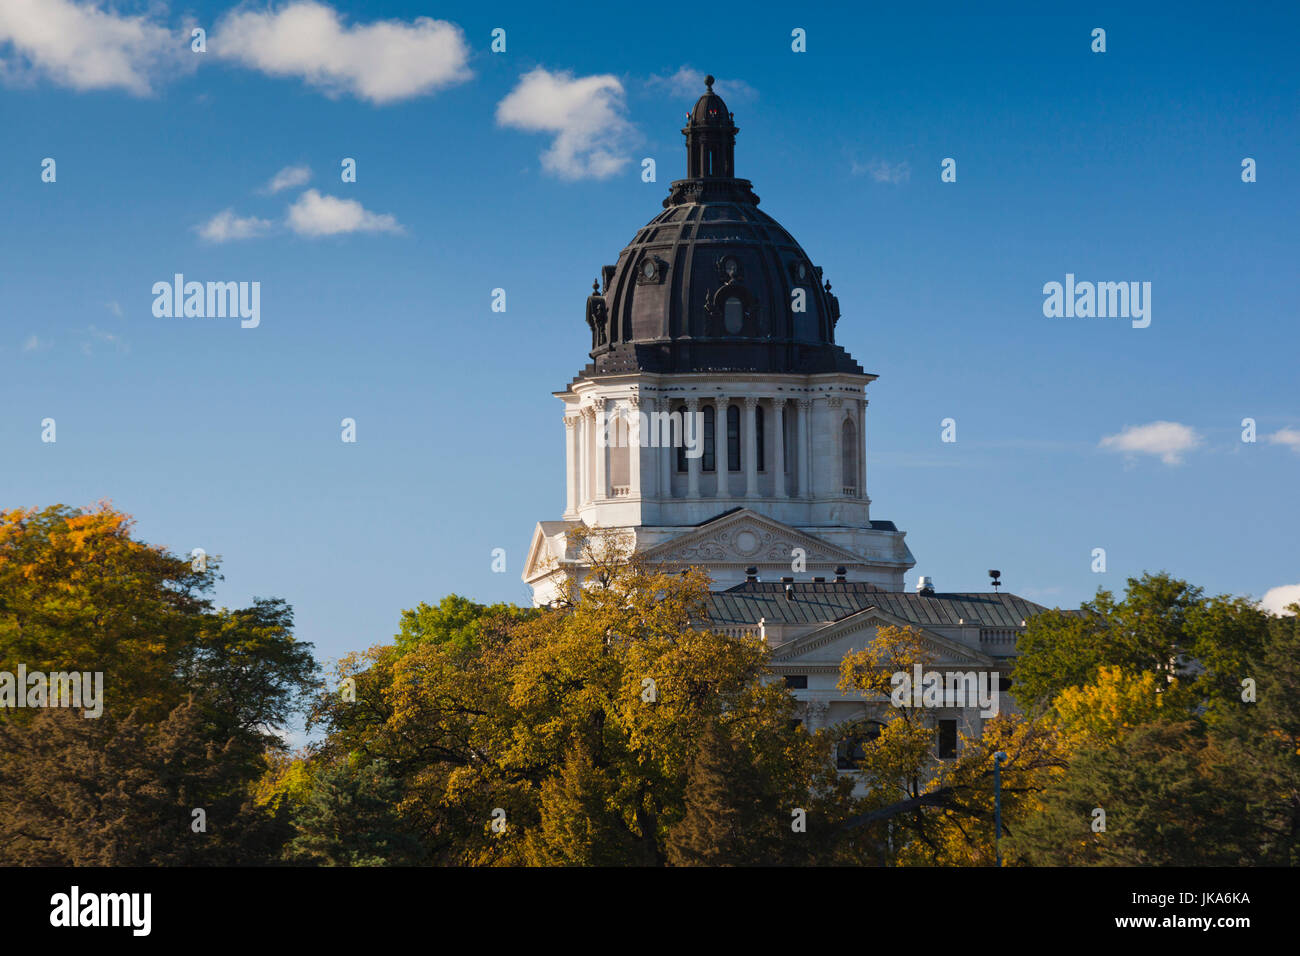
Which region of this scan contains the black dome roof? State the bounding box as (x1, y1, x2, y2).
(577, 78, 863, 379)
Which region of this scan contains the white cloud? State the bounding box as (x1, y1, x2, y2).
(1266, 427, 1300, 453)
(81, 325, 128, 356)
(263, 164, 312, 194)
(1099, 421, 1203, 465)
(285, 189, 403, 237)
(1260, 584, 1300, 616)
(852, 159, 911, 184)
(646, 66, 755, 101)
(497, 67, 634, 180)
(197, 209, 275, 243)
(21, 333, 48, 352)
(212, 2, 471, 104)
(0, 0, 191, 95)
(106, 301, 123, 318)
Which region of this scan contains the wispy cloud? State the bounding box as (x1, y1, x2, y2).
(646, 66, 756, 101)
(1266, 427, 1300, 453)
(1260, 583, 1300, 616)
(197, 209, 275, 243)
(285, 189, 403, 237)
(0, 0, 193, 95)
(1099, 421, 1202, 466)
(497, 67, 635, 180)
(852, 158, 911, 184)
(21, 333, 49, 353)
(106, 301, 123, 318)
(212, 2, 471, 104)
(262, 164, 312, 195)
(81, 325, 128, 356)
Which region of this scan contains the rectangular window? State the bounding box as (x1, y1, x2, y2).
(938, 719, 958, 759)
(783, 675, 808, 689)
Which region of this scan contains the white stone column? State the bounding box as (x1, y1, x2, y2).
(628, 396, 642, 499)
(858, 397, 867, 500)
(828, 396, 844, 496)
(660, 398, 673, 500)
(715, 394, 729, 497)
(743, 396, 759, 498)
(564, 412, 579, 514)
(593, 398, 608, 501)
(797, 399, 811, 499)
(686, 397, 701, 499)
(773, 399, 786, 498)
(579, 406, 592, 504)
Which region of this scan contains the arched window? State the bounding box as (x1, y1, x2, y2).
(727, 405, 741, 472)
(723, 297, 744, 334)
(841, 418, 857, 494)
(755, 405, 765, 472)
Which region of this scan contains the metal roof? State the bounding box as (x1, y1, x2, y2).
(706, 581, 1063, 629)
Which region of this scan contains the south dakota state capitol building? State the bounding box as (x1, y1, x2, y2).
(524, 78, 1056, 765)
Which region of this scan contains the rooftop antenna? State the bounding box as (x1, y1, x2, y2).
(988, 569, 1002, 591)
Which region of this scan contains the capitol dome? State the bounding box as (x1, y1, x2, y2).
(580, 76, 864, 378)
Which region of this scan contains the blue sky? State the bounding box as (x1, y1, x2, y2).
(2, 1, 1298, 675)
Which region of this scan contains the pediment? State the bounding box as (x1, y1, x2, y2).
(522, 520, 583, 584)
(772, 606, 997, 668)
(641, 509, 867, 569)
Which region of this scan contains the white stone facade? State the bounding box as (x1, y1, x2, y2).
(524, 368, 917, 606)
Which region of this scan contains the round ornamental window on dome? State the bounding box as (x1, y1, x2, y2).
(642, 260, 657, 280)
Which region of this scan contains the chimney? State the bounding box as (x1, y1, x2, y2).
(745, 566, 758, 583)
(784, 584, 795, 601)
(916, 576, 935, 596)
(834, 566, 847, 582)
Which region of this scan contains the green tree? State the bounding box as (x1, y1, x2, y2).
(1013, 720, 1253, 865)
(0, 503, 318, 864)
(286, 757, 424, 866)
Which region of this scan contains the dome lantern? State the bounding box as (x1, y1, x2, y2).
(683, 73, 738, 179)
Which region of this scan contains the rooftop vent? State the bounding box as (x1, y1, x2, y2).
(834, 566, 847, 582)
(812, 576, 825, 583)
(745, 566, 758, 583)
(916, 576, 936, 596)
(780, 576, 794, 584)
(784, 584, 795, 601)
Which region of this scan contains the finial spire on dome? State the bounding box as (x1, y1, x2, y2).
(704, 73, 715, 92)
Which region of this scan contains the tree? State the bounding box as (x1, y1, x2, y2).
(1013, 721, 1250, 866)
(308, 529, 847, 866)
(0, 503, 213, 720)
(285, 757, 424, 866)
(836, 625, 1065, 865)
(395, 594, 536, 655)
(1012, 572, 1268, 720)
(0, 701, 291, 865)
(666, 720, 805, 866)
(0, 502, 318, 864)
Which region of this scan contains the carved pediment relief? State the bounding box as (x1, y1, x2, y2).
(642, 510, 862, 567)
